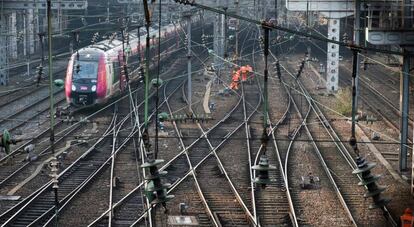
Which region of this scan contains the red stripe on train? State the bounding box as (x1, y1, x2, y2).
(97, 54, 107, 98)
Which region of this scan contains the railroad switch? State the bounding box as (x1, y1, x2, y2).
(141, 159, 174, 210)
(252, 155, 276, 189)
(352, 157, 390, 209)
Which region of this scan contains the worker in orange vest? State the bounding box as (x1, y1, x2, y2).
(240, 66, 247, 82)
(401, 208, 414, 227)
(230, 71, 240, 90)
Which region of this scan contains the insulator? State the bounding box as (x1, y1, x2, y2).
(142, 130, 151, 149)
(141, 159, 175, 205)
(352, 157, 390, 209)
(276, 60, 282, 79)
(252, 155, 276, 188)
(343, 32, 349, 43)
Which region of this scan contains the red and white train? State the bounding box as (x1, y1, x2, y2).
(65, 21, 190, 106)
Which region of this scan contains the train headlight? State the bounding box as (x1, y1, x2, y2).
(91, 85, 97, 92)
(71, 84, 76, 91)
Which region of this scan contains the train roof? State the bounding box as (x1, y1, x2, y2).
(76, 23, 178, 55)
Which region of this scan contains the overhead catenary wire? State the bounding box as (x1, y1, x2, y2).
(173, 0, 407, 56)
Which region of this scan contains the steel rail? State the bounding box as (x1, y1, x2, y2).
(108, 106, 120, 227)
(242, 24, 260, 224)
(241, 82, 257, 223)
(0, 71, 179, 225)
(96, 85, 245, 226)
(91, 18, 260, 227)
(252, 34, 298, 226)
(164, 81, 220, 227)
(0, 106, 119, 226)
(41, 107, 141, 227)
(41, 74, 181, 227)
(290, 78, 357, 227)
(278, 56, 358, 227)
(0, 87, 149, 188)
(292, 63, 398, 225)
(192, 79, 262, 226)
(0, 85, 145, 163)
(0, 89, 64, 128)
(87, 78, 207, 226)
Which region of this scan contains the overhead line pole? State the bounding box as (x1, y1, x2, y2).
(400, 0, 412, 172)
(47, 1, 58, 227)
(186, 14, 192, 114)
(353, 0, 360, 115)
(143, 0, 151, 130)
(235, 0, 239, 63)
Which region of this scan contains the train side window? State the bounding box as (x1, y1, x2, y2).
(113, 61, 120, 83)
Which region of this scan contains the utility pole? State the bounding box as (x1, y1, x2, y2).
(234, 0, 239, 63)
(47, 0, 55, 155)
(38, 32, 45, 65)
(353, 0, 360, 128)
(47, 2, 57, 227)
(400, 0, 412, 172)
(213, 0, 221, 78)
(223, 7, 228, 59)
(186, 14, 192, 113)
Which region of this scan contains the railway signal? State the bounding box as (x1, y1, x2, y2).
(352, 157, 390, 209)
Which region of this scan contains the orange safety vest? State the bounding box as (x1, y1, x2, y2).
(232, 73, 240, 82)
(401, 209, 414, 227)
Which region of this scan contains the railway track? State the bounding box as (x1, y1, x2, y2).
(279, 50, 396, 226)
(0, 105, 118, 226)
(248, 27, 299, 226)
(0, 73, 182, 226)
(0, 87, 143, 195)
(90, 63, 259, 226)
(308, 41, 412, 165)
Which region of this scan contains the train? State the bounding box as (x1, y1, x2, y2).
(65, 19, 197, 106)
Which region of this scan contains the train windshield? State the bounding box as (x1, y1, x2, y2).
(73, 61, 98, 80)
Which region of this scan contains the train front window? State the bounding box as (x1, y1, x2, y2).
(73, 61, 98, 80)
